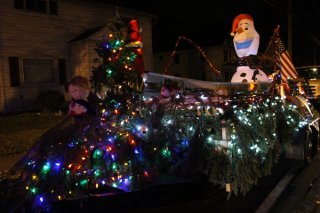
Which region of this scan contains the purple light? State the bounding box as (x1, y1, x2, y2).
(108, 137, 114, 143)
(53, 161, 62, 172)
(117, 177, 131, 191)
(102, 42, 110, 49)
(181, 139, 189, 148)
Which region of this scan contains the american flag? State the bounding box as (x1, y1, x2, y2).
(274, 37, 299, 83)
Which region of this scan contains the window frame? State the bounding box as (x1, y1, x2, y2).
(14, 0, 58, 15)
(20, 57, 59, 86)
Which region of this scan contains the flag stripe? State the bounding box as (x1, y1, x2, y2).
(274, 37, 298, 83)
(281, 52, 298, 78)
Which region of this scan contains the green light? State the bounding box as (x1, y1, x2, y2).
(207, 136, 213, 144)
(31, 187, 37, 194)
(94, 169, 101, 177)
(107, 68, 112, 77)
(93, 149, 103, 159)
(161, 148, 171, 158)
(112, 163, 117, 170)
(41, 162, 51, 174)
(80, 179, 88, 186)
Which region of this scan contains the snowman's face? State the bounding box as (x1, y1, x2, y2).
(233, 19, 260, 58)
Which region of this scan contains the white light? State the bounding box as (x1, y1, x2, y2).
(217, 108, 224, 114)
(200, 95, 208, 100)
(142, 74, 147, 82)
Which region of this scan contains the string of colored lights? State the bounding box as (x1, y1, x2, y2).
(164, 36, 222, 80)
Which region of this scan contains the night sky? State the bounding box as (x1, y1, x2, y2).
(96, 0, 320, 66)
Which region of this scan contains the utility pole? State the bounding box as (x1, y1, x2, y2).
(288, 0, 292, 57)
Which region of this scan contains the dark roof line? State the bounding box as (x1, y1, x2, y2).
(69, 25, 105, 42)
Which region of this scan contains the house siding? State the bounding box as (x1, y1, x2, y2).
(0, 0, 154, 112)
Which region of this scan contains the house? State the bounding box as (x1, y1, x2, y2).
(0, 0, 156, 113)
(153, 38, 238, 82)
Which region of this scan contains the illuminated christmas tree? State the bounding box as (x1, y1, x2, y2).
(5, 13, 152, 212)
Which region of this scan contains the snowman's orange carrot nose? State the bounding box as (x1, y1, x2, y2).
(235, 27, 244, 34)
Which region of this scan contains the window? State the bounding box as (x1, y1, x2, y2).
(174, 54, 179, 64)
(58, 59, 67, 85)
(23, 58, 55, 84)
(224, 50, 229, 63)
(9, 57, 20, 87)
(49, 0, 58, 15)
(201, 71, 207, 81)
(14, 0, 58, 15)
(26, 0, 46, 12)
(14, 0, 24, 9)
(9, 57, 67, 86)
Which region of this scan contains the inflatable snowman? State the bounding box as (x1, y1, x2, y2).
(230, 14, 269, 83)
